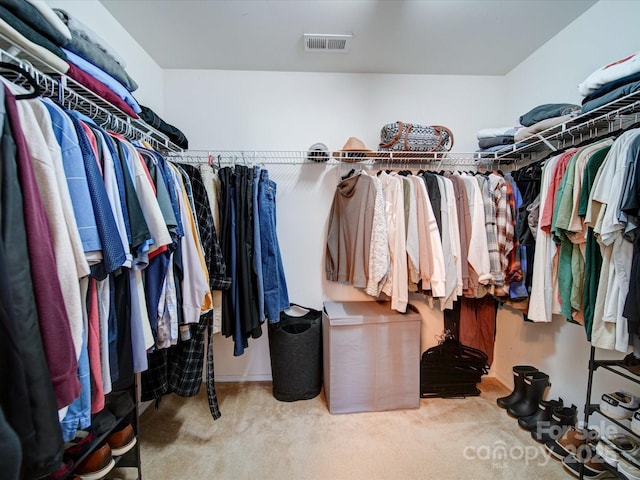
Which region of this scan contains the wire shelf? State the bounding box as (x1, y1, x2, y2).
(492, 89, 640, 161)
(0, 34, 183, 153)
(167, 149, 515, 170)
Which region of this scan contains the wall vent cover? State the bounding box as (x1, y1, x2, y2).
(304, 34, 352, 53)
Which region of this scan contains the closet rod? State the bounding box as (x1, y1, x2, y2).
(0, 36, 183, 153)
(167, 149, 518, 167)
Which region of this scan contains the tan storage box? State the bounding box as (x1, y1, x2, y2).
(322, 301, 421, 414)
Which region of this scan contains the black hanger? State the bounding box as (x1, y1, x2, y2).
(341, 168, 355, 180)
(0, 62, 41, 100)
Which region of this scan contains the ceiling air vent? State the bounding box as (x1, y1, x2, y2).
(304, 34, 352, 53)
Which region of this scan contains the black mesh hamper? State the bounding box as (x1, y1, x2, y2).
(268, 304, 322, 402)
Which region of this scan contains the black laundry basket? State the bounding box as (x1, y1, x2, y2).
(268, 304, 322, 402)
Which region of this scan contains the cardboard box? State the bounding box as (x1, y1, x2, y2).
(322, 301, 421, 414)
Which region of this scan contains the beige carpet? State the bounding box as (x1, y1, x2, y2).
(134, 378, 574, 480)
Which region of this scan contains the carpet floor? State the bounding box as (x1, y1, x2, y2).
(130, 378, 574, 480)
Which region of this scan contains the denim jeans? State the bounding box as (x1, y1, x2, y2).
(252, 166, 265, 322)
(258, 170, 289, 322)
(60, 299, 91, 442)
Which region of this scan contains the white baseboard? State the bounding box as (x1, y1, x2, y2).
(216, 374, 273, 382)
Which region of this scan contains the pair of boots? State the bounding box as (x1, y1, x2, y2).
(518, 397, 578, 443)
(497, 365, 550, 418)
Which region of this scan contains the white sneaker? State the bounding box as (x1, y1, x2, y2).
(601, 391, 640, 419)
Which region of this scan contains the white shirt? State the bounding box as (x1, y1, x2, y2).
(365, 174, 390, 298)
(411, 176, 446, 298)
(379, 172, 409, 313)
(168, 163, 211, 324)
(460, 174, 492, 284)
(528, 155, 560, 322)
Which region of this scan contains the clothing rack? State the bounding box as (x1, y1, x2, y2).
(0, 34, 183, 153)
(167, 149, 509, 171)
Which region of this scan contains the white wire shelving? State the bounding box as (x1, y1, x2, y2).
(0, 33, 183, 153)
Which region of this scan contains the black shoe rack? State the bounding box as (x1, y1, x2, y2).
(582, 345, 640, 479)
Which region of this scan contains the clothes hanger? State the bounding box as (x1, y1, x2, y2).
(0, 61, 42, 100)
(341, 168, 355, 180)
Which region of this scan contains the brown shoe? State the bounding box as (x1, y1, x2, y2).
(106, 423, 137, 456)
(75, 443, 115, 480)
(545, 427, 598, 460)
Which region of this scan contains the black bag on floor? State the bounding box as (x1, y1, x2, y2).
(268, 304, 322, 402)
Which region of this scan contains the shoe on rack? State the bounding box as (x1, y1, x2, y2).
(600, 391, 640, 420)
(562, 448, 616, 479)
(64, 430, 95, 461)
(74, 443, 115, 480)
(496, 365, 538, 409)
(619, 458, 640, 480)
(545, 427, 599, 460)
(518, 397, 563, 431)
(531, 403, 578, 443)
(632, 410, 640, 436)
(105, 391, 135, 420)
(106, 423, 137, 456)
(42, 460, 75, 479)
(622, 353, 640, 377)
(507, 371, 549, 418)
(596, 433, 640, 468)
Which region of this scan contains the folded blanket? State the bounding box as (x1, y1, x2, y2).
(54, 8, 127, 68)
(63, 49, 140, 114)
(0, 17, 68, 73)
(478, 136, 515, 149)
(514, 114, 577, 143)
(0, 0, 68, 46)
(0, 5, 66, 60)
(519, 103, 581, 127)
(583, 70, 640, 105)
(66, 64, 139, 119)
(581, 79, 640, 114)
(579, 50, 640, 97)
(139, 106, 189, 149)
(24, 0, 71, 42)
(476, 126, 520, 140)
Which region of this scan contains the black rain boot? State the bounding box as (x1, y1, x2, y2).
(507, 371, 550, 417)
(518, 397, 564, 431)
(497, 365, 538, 409)
(531, 404, 578, 443)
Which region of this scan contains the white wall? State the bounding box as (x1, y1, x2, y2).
(164, 70, 505, 153)
(505, 0, 640, 124)
(494, 0, 640, 416)
(47, 0, 165, 113)
(164, 70, 507, 380)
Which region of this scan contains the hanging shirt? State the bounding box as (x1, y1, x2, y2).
(365, 173, 390, 298)
(326, 174, 376, 288)
(41, 100, 101, 262)
(379, 172, 409, 313)
(21, 98, 89, 359)
(528, 155, 561, 322)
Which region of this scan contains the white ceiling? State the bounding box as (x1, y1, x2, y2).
(100, 0, 597, 75)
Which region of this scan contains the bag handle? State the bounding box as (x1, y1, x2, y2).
(404, 123, 413, 151)
(379, 121, 406, 149)
(430, 125, 455, 152)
